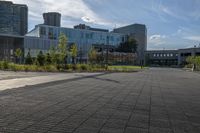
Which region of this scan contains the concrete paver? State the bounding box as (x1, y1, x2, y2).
(0, 68, 200, 133)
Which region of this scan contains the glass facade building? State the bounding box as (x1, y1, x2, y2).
(0, 1, 28, 36)
(24, 24, 126, 59)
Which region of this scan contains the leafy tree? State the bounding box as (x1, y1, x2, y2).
(49, 46, 58, 64)
(70, 43, 78, 64)
(25, 51, 33, 65)
(116, 37, 138, 53)
(14, 48, 22, 64)
(88, 46, 97, 64)
(58, 33, 68, 64)
(37, 51, 45, 66)
(45, 53, 52, 65)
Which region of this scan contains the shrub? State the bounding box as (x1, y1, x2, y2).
(72, 64, 78, 70)
(2, 61, 9, 69)
(66, 64, 72, 70)
(80, 64, 88, 71)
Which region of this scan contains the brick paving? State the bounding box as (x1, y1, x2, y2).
(0, 68, 200, 133)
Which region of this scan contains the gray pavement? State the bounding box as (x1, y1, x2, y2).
(0, 68, 200, 133)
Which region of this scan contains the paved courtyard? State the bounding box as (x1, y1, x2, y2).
(0, 68, 200, 133)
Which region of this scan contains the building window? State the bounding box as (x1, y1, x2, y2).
(40, 27, 46, 36)
(48, 28, 53, 39)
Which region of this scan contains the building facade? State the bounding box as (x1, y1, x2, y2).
(113, 24, 147, 64)
(43, 12, 61, 27)
(24, 24, 126, 61)
(0, 1, 28, 36)
(146, 47, 200, 66)
(0, 1, 28, 61)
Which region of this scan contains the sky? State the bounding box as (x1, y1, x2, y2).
(7, 0, 200, 50)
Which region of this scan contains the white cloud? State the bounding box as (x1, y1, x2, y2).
(149, 34, 166, 40)
(8, 0, 113, 29)
(149, 34, 166, 46)
(184, 36, 200, 41)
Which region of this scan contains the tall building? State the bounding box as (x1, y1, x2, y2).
(0, 1, 28, 61)
(113, 24, 147, 64)
(43, 12, 61, 27)
(0, 1, 28, 35)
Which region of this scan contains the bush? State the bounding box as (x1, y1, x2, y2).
(66, 64, 72, 70)
(72, 64, 78, 70)
(80, 64, 88, 71)
(44, 65, 58, 72)
(2, 61, 9, 69)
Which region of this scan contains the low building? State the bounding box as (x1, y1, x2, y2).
(146, 47, 200, 66)
(145, 50, 178, 66)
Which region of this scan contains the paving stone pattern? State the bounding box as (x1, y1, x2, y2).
(0, 68, 200, 133)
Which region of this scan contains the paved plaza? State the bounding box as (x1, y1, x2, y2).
(0, 68, 200, 133)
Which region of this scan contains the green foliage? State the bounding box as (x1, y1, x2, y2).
(70, 43, 78, 64)
(2, 61, 9, 69)
(116, 37, 138, 53)
(88, 46, 97, 64)
(37, 51, 45, 66)
(25, 52, 33, 65)
(49, 46, 58, 64)
(80, 64, 88, 71)
(58, 33, 68, 64)
(45, 53, 52, 65)
(186, 56, 200, 70)
(14, 48, 22, 64)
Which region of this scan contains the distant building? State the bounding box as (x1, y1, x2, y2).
(74, 24, 109, 32)
(0, 1, 28, 35)
(145, 50, 178, 66)
(113, 24, 147, 65)
(0, 1, 28, 61)
(43, 12, 61, 27)
(145, 47, 200, 66)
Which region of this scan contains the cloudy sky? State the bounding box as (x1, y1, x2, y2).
(8, 0, 200, 50)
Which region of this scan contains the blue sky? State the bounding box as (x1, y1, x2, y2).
(9, 0, 200, 50)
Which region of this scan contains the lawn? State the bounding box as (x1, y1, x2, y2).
(108, 65, 147, 72)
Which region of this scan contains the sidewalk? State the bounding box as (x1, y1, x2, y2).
(0, 72, 101, 91)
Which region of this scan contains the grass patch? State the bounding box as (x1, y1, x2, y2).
(108, 65, 147, 72)
(0, 61, 146, 72)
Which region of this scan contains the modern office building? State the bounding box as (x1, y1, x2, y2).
(0, 1, 28, 35)
(43, 12, 61, 27)
(113, 24, 147, 64)
(0, 1, 28, 60)
(24, 24, 126, 61)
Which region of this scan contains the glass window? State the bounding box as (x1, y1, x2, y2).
(40, 27, 46, 36)
(48, 28, 53, 39)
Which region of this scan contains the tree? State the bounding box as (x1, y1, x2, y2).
(116, 37, 138, 53)
(49, 46, 58, 64)
(70, 43, 78, 64)
(25, 51, 33, 65)
(88, 46, 97, 64)
(45, 53, 52, 65)
(58, 33, 68, 65)
(37, 51, 45, 66)
(14, 48, 22, 64)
